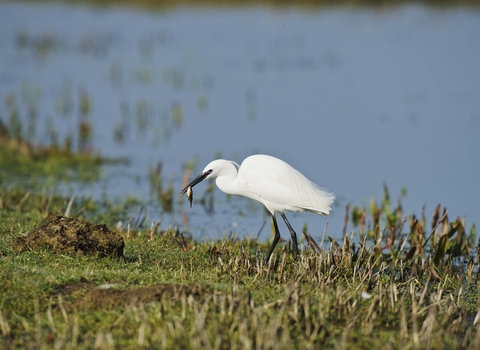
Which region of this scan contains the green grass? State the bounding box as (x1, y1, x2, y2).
(0, 136, 128, 189)
(1, 185, 479, 349)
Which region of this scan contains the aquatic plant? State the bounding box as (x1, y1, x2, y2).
(149, 162, 174, 212)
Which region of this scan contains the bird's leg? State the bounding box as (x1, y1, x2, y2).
(280, 213, 299, 258)
(265, 214, 281, 263)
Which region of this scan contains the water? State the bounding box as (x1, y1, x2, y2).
(1, 3, 479, 241)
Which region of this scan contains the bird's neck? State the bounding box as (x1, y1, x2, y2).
(215, 174, 241, 196)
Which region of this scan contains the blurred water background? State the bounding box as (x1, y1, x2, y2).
(1, 2, 479, 241)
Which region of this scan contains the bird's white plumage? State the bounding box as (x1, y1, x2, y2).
(202, 154, 334, 216)
(182, 154, 334, 261)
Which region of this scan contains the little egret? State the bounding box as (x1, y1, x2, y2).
(180, 154, 334, 262)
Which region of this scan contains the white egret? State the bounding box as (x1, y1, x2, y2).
(180, 154, 334, 262)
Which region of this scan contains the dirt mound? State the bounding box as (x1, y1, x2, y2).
(15, 216, 124, 258)
(70, 283, 209, 310)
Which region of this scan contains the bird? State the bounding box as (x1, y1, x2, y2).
(180, 154, 334, 263)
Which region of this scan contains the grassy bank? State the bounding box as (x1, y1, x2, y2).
(1, 181, 479, 349)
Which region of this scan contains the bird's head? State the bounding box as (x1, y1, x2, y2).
(180, 159, 238, 194)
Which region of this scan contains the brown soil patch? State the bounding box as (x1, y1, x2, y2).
(15, 216, 124, 258)
(69, 283, 209, 310)
(55, 279, 98, 298)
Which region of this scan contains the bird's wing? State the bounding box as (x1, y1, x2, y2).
(238, 161, 333, 215)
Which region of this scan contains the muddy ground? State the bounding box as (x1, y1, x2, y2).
(60, 282, 210, 310)
(12, 216, 211, 311)
(15, 215, 124, 257)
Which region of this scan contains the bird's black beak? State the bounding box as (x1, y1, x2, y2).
(180, 169, 212, 194)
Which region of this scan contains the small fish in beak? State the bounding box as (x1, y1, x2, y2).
(187, 186, 193, 208)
